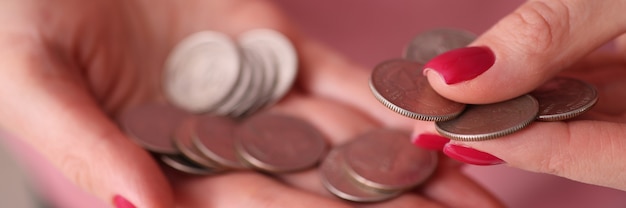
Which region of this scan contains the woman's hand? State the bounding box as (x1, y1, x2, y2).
(0, 0, 502, 207)
(417, 0, 626, 190)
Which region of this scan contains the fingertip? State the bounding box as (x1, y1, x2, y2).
(113, 195, 136, 208)
(424, 44, 546, 104)
(425, 0, 626, 104)
(423, 46, 495, 85)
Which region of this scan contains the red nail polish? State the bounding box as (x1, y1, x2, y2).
(424, 46, 495, 84)
(113, 195, 136, 208)
(412, 134, 449, 150)
(443, 143, 504, 166)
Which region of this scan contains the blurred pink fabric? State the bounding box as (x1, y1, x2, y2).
(2, 0, 626, 207)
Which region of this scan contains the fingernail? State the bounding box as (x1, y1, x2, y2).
(412, 134, 449, 151)
(443, 143, 504, 166)
(424, 46, 495, 84)
(113, 195, 136, 208)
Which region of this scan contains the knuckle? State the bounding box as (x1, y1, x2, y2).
(58, 154, 98, 194)
(537, 151, 569, 176)
(506, 1, 572, 54)
(536, 125, 575, 176)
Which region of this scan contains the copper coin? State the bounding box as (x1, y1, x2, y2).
(343, 129, 438, 191)
(370, 59, 465, 121)
(160, 154, 217, 175)
(436, 94, 539, 141)
(320, 145, 401, 202)
(530, 77, 598, 121)
(193, 114, 248, 170)
(118, 102, 188, 154)
(173, 118, 224, 170)
(235, 113, 328, 172)
(404, 28, 476, 64)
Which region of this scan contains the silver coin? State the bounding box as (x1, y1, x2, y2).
(118, 102, 188, 154)
(530, 77, 598, 121)
(173, 117, 224, 170)
(436, 94, 539, 141)
(235, 41, 280, 117)
(238, 29, 297, 107)
(369, 59, 465, 121)
(213, 49, 253, 115)
(235, 112, 327, 172)
(404, 28, 476, 64)
(320, 145, 401, 202)
(343, 129, 438, 191)
(229, 48, 268, 117)
(193, 114, 248, 170)
(163, 31, 241, 113)
(160, 154, 217, 175)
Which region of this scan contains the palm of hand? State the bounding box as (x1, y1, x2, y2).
(0, 0, 502, 207)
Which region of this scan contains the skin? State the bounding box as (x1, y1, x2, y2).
(0, 0, 502, 207)
(422, 0, 626, 191)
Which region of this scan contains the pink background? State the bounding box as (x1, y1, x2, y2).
(2, 0, 626, 207)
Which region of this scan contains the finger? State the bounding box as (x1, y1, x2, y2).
(0, 36, 173, 207)
(615, 33, 626, 54)
(420, 158, 504, 208)
(172, 172, 350, 208)
(451, 121, 626, 190)
(424, 0, 626, 104)
(356, 194, 444, 208)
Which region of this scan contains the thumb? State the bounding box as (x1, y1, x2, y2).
(0, 35, 173, 207)
(424, 0, 626, 104)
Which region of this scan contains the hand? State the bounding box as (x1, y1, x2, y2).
(0, 0, 502, 207)
(417, 0, 626, 190)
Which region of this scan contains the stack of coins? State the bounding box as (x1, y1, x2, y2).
(118, 102, 329, 175)
(319, 129, 438, 202)
(118, 29, 331, 174)
(370, 28, 599, 141)
(163, 29, 297, 117)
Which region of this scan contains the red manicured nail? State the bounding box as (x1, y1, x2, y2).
(443, 143, 504, 166)
(113, 195, 136, 208)
(412, 134, 449, 151)
(424, 46, 495, 84)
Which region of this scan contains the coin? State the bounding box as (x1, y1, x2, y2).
(173, 118, 224, 170)
(160, 154, 217, 175)
(238, 29, 298, 107)
(235, 112, 327, 172)
(118, 102, 188, 154)
(404, 28, 476, 64)
(193, 114, 248, 170)
(228, 48, 268, 117)
(343, 129, 438, 191)
(369, 59, 465, 121)
(213, 49, 253, 115)
(235, 40, 280, 117)
(320, 145, 401, 202)
(163, 31, 241, 113)
(436, 94, 539, 141)
(530, 77, 598, 121)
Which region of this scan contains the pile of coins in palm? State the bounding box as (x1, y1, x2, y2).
(117, 29, 439, 203)
(118, 29, 327, 174)
(370, 28, 599, 141)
